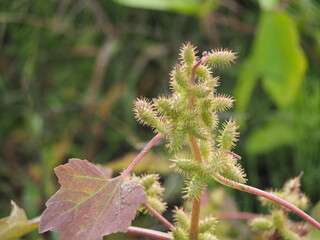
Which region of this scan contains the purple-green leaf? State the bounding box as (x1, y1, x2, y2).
(39, 159, 146, 240)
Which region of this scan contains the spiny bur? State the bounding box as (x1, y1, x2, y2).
(131, 173, 167, 215)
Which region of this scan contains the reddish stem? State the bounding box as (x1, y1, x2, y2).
(187, 56, 207, 240)
(121, 133, 163, 178)
(227, 151, 241, 160)
(190, 59, 203, 85)
(213, 173, 320, 230)
(143, 202, 174, 230)
(127, 226, 172, 240)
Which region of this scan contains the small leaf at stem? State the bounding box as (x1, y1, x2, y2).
(0, 201, 38, 240)
(39, 159, 146, 240)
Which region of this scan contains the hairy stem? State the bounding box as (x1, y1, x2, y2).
(143, 202, 174, 230)
(188, 135, 202, 240)
(190, 59, 203, 85)
(187, 57, 206, 240)
(213, 173, 320, 230)
(127, 226, 172, 240)
(121, 133, 163, 178)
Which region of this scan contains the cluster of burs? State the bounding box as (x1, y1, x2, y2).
(134, 43, 246, 239)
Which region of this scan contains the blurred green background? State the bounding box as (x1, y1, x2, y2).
(1, 0, 320, 239)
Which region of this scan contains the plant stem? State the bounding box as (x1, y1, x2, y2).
(187, 57, 206, 240)
(213, 173, 320, 230)
(127, 226, 172, 240)
(188, 135, 203, 240)
(190, 59, 203, 85)
(143, 202, 174, 230)
(121, 133, 163, 178)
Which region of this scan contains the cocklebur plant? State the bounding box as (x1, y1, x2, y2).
(132, 43, 320, 239)
(134, 42, 243, 239)
(4, 42, 320, 240)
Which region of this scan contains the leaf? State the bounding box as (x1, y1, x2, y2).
(112, 0, 218, 16)
(245, 120, 295, 155)
(39, 159, 146, 240)
(235, 11, 307, 113)
(0, 201, 38, 240)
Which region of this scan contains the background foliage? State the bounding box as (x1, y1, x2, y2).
(1, 0, 320, 239)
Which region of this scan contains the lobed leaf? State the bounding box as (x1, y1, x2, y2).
(39, 159, 146, 240)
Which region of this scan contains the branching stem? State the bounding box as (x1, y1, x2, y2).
(213, 173, 320, 230)
(121, 133, 163, 178)
(143, 202, 174, 230)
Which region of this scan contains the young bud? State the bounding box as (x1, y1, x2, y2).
(166, 130, 187, 152)
(180, 42, 197, 67)
(153, 95, 175, 116)
(199, 232, 218, 240)
(280, 228, 301, 240)
(250, 217, 273, 232)
(220, 163, 247, 183)
(139, 173, 159, 190)
(210, 149, 231, 173)
(199, 139, 213, 160)
(212, 94, 234, 112)
(205, 49, 237, 67)
(272, 210, 285, 228)
(171, 158, 206, 177)
(197, 97, 213, 112)
(183, 175, 207, 200)
(173, 207, 190, 229)
(133, 98, 158, 127)
(171, 92, 189, 112)
(146, 196, 167, 214)
(147, 182, 165, 196)
(218, 118, 239, 150)
(201, 112, 218, 129)
(170, 65, 190, 90)
(282, 175, 309, 210)
(204, 76, 220, 90)
(176, 109, 198, 128)
(191, 84, 211, 98)
(196, 65, 212, 80)
(153, 118, 170, 136)
(199, 216, 218, 233)
(172, 227, 189, 240)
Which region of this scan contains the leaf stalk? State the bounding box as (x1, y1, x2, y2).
(213, 173, 320, 230)
(143, 202, 174, 230)
(121, 133, 163, 178)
